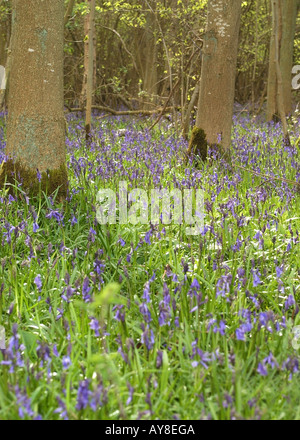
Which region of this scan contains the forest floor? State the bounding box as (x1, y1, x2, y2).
(0, 111, 300, 420)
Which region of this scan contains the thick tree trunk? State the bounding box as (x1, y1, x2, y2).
(194, 0, 242, 154)
(0, 0, 68, 198)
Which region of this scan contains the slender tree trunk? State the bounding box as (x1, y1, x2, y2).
(266, 0, 279, 121)
(280, 0, 298, 115)
(80, 6, 89, 108)
(0, 13, 10, 109)
(84, 0, 96, 141)
(272, 0, 289, 141)
(0, 35, 11, 110)
(0, 22, 6, 67)
(267, 0, 297, 120)
(64, 0, 76, 26)
(0, 0, 68, 198)
(182, 82, 199, 139)
(135, 2, 158, 109)
(193, 0, 242, 154)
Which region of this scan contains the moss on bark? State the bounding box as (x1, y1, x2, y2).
(0, 159, 68, 199)
(187, 127, 208, 162)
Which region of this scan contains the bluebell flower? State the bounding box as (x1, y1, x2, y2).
(276, 265, 284, 279)
(126, 382, 134, 405)
(89, 317, 100, 337)
(141, 324, 155, 351)
(284, 295, 295, 311)
(62, 355, 71, 370)
(191, 278, 200, 290)
(252, 269, 262, 287)
(54, 397, 68, 420)
(142, 282, 151, 303)
(76, 380, 90, 410)
(156, 350, 163, 368)
(118, 237, 126, 247)
(34, 275, 42, 292)
(15, 386, 35, 419)
(139, 303, 152, 323)
(82, 277, 92, 302)
(257, 362, 268, 376)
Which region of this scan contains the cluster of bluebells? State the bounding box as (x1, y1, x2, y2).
(75, 378, 108, 413)
(0, 112, 300, 419)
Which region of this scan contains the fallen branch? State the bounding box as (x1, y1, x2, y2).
(65, 104, 174, 117)
(232, 162, 300, 189)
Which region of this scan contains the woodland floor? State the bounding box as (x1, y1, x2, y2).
(0, 111, 300, 419)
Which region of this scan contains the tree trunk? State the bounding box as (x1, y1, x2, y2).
(272, 0, 289, 142)
(194, 0, 242, 154)
(64, 0, 76, 26)
(84, 0, 96, 141)
(266, 0, 279, 121)
(182, 82, 199, 139)
(267, 0, 298, 120)
(80, 0, 96, 115)
(0, 12, 10, 109)
(135, 1, 158, 109)
(280, 0, 298, 115)
(0, 35, 11, 111)
(0, 21, 7, 67)
(0, 0, 68, 198)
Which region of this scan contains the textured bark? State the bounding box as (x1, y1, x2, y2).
(267, 0, 298, 120)
(182, 82, 199, 139)
(266, 10, 277, 121)
(64, 0, 76, 26)
(0, 20, 6, 67)
(85, 0, 96, 140)
(195, 0, 242, 152)
(135, 2, 158, 109)
(272, 0, 288, 139)
(0, 11, 10, 103)
(0, 35, 11, 110)
(2, 0, 67, 197)
(280, 0, 298, 115)
(80, 0, 96, 111)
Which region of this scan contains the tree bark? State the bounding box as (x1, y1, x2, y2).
(1, 0, 68, 198)
(0, 35, 11, 110)
(0, 21, 7, 67)
(84, 0, 96, 141)
(267, 0, 298, 120)
(280, 0, 298, 115)
(194, 0, 242, 153)
(272, 0, 289, 141)
(135, 2, 158, 109)
(64, 0, 76, 26)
